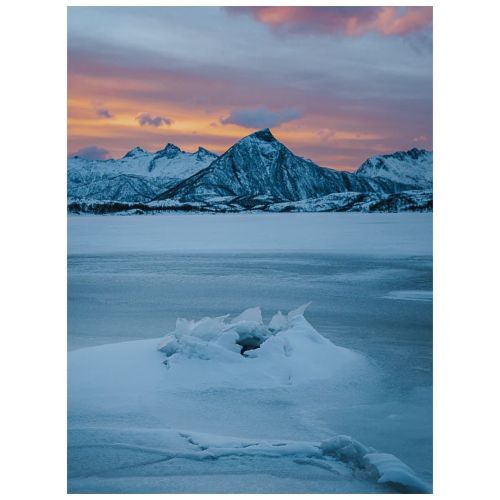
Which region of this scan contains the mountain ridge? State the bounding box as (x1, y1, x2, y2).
(68, 129, 432, 212)
(68, 143, 219, 203)
(155, 129, 418, 203)
(356, 147, 432, 189)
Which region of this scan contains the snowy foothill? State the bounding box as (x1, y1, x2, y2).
(68, 304, 431, 493)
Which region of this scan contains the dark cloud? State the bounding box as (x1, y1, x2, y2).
(71, 146, 109, 160)
(135, 112, 172, 127)
(221, 107, 302, 129)
(96, 107, 113, 118)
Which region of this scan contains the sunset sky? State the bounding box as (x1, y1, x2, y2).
(68, 6, 432, 171)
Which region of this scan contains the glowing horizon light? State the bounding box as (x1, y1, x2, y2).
(68, 6, 432, 171)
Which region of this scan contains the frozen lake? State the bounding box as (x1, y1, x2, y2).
(68, 213, 432, 493)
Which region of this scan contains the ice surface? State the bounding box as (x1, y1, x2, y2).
(69, 426, 394, 493)
(68, 212, 432, 255)
(68, 305, 430, 493)
(383, 290, 433, 302)
(69, 426, 430, 493)
(68, 213, 432, 493)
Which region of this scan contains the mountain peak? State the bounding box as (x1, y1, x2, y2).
(154, 143, 182, 159)
(356, 147, 433, 189)
(406, 147, 430, 159)
(160, 143, 181, 153)
(123, 146, 147, 158)
(195, 147, 218, 161)
(248, 128, 277, 143)
(196, 146, 215, 156)
(156, 127, 410, 204)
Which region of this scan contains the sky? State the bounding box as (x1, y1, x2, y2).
(68, 6, 432, 171)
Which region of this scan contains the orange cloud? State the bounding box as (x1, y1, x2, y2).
(68, 75, 421, 170)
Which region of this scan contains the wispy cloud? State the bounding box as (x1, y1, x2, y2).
(136, 112, 172, 127)
(413, 135, 428, 143)
(71, 146, 109, 160)
(317, 128, 336, 143)
(221, 107, 302, 129)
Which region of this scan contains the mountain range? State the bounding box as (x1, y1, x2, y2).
(68, 144, 218, 203)
(68, 129, 432, 213)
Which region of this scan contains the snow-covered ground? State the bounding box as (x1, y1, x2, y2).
(68, 212, 431, 255)
(68, 213, 432, 493)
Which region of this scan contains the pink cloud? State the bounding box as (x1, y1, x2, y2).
(372, 7, 433, 36)
(229, 6, 432, 37)
(413, 135, 428, 143)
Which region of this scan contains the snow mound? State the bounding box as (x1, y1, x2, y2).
(157, 304, 363, 388)
(321, 434, 374, 468)
(321, 435, 431, 493)
(364, 453, 431, 493)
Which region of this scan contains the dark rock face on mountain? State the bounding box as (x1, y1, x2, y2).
(156, 129, 411, 203)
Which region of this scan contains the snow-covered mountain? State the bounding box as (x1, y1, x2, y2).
(156, 129, 412, 203)
(355, 148, 432, 189)
(68, 144, 218, 202)
(68, 129, 432, 213)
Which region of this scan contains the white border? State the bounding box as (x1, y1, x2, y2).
(3, 1, 500, 499)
